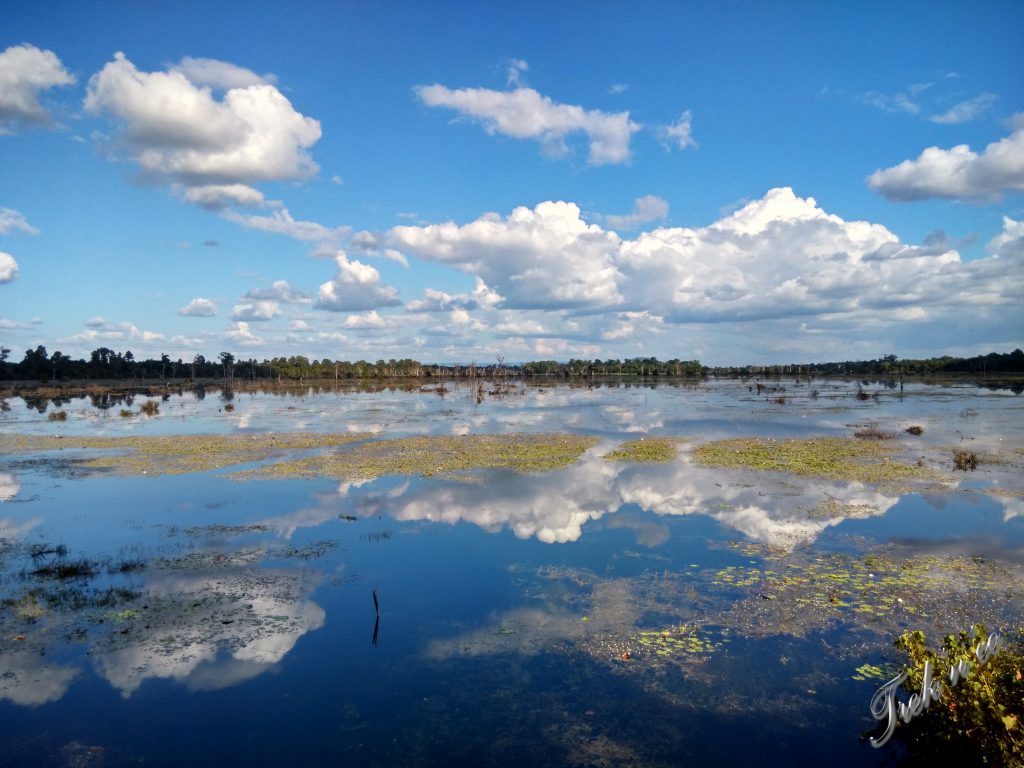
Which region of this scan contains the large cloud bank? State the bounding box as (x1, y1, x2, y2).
(391, 187, 1022, 325)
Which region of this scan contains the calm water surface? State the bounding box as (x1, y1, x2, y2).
(1, 379, 1022, 767)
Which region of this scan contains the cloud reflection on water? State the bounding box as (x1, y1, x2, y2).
(0, 473, 19, 502)
(376, 450, 901, 548)
(89, 570, 324, 698)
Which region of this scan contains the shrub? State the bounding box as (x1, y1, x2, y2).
(854, 423, 897, 439)
(905, 425, 924, 435)
(953, 449, 979, 471)
(884, 625, 1022, 764)
(47, 410, 67, 421)
(139, 400, 159, 417)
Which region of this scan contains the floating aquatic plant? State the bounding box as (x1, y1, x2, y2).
(691, 436, 944, 487)
(233, 433, 599, 481)
(603, 437, 682, 463)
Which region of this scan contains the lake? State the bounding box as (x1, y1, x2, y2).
(1, 377, 1021, 767)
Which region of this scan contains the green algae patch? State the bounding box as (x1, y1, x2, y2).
(704, 542, 1023, 641)
(691, 436, 943, 486)
(807, 497, 880, 521)
(0, 432, 369, 476)
(603, 437, 682, 463)
(636, 625, 725, 657)
(232, 432, 599, 481)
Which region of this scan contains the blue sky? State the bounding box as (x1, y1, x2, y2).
(1, 1, 1021, 366)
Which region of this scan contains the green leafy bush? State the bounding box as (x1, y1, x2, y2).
(887, 624, 1022, 765)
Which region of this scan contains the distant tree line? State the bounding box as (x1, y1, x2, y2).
(707, 350, 1024, 377)
(0, 345, 1020, 383)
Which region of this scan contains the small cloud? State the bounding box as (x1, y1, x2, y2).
(331, 174, 343, 185)
(604, 195, 669, 231)
(244, 280, 310, 304)
(415, 82, 641, 165)
(202, 240, 220, 247)
(0, 208, 39, 235)
(506, 58, 528, 87)
(341, 310, 388, 329)
(0, 44, 76, 134)
(0, 251, 19, 283)
(659, 110, 696, 151)
(230, 301, 280, 321)
(177, 183, 266, 210)
(315, 251, 402, 312)
(221, 207, 348, 244)
(609, 83, 629, 95)
(224, 321, 263, 346)
(173, 56, 274, 90)
(178, 298, 218, 317)
(930, 93, 997, 125)
(860, 89, 921, 115)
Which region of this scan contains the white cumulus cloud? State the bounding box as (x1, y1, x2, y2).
(415, 83, 640, 165)
(316, 252, 401, 312)
(0, 251, 20, 283)
(0, 44, 75, 134)
(867, 115, 1024, 201)
(84, 53, 321, 207)
(230, 301, 280, 321)
(178, 297, 218, 316)
(988, 215, 1024, 258)
(389, 201, 624, 309)
(389, 188, 1023, 359)
(224, 321, 262, 346)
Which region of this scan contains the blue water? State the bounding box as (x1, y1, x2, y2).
(1, 379, 1021, 766)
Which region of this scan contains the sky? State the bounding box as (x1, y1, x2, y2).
(0, 1, 1022, 367)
